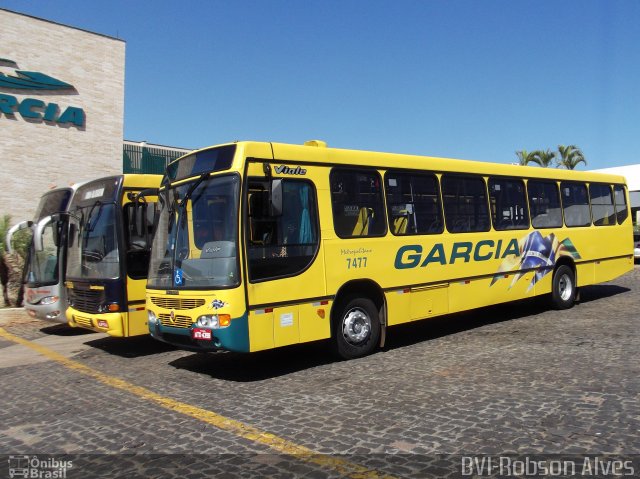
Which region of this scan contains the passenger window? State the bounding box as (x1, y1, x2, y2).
(488, 178, 529, 230)
(589, 183, 615, 226)
(614, 184, 629, 224)
(247, 179, 319, 281)
(442, 175, 490, 233)
(561, 182, 591, 227)
(330, 168, 386, 238)
(527, 180, 563, 228)
(385, 171, 443, 235)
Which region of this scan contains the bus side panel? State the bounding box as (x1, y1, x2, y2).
(299, 302, 331, 343)
(273, 306, 299, 347)
(532, 269, 553, 297)
(595, 256, 634, 284)
(385, 290, 412, 326)
(127, 309, 148, 336)
(248, 310, 274, 352)
(448, 271, 536, 314)
(385, 285, 449, 326)
(126, 277, 148, 336)
(576, 262, 595, 287)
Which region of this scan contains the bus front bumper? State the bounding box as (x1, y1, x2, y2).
(148, 312, 249, 353)
(67, 308, 125, 337)
(24, 303, 67, 323)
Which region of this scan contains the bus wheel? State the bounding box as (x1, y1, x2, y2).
(550, 265, 576, 310)
(333, 296, 381, 360)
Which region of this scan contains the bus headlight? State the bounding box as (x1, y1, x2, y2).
(39, 296, 59, 305)
(197, 315, 219, 328)
(148, 310, 158, 325)
(98, 303, 120, 313)
(196, 314, 231, 329)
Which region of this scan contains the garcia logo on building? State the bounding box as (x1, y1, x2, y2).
(0, 58, 85, 127)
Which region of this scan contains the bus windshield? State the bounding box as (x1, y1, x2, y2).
(66, 202, 120, 280)
(24, 188, 72, 287)
(148, 174, 240, 289)
(26, 221, 60, 285)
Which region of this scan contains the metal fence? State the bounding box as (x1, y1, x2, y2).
(123, 143, 190, 175)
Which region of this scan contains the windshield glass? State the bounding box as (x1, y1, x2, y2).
(66, 202, 120, 280)
(149, 174, 240, 289)
(25, 222, 59, 285)
(34, 189, 72, 221)
(23, 189, 72, 286)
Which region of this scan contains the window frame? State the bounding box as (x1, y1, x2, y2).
(589, 182, 616, 227)
(613, 184, 629, 225)
(441, 173, 491, 234)
(527, 179, 564, 229)
(330, 167, 387, 239)
(384, 169, 444, 236)
(560, 181, 591, 228)
(245, 176, 321, 283)
(488, 176, 530, 231)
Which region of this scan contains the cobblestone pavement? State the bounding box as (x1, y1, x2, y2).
(0, 265, 638, 478)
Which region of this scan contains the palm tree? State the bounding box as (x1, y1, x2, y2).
(515, 149, 537, 166)
(530, 148, 556, 167)
(557, 144, 586, 169)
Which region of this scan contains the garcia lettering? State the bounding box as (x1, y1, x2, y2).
(395, 239, 520, 269)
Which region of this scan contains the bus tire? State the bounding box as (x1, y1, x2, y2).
(550, 265, 576, 310)
(332, 296, 380, 360)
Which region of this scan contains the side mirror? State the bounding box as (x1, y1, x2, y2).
(270, 179, 283, 217)
(52, 222, 61, 247)
(33, 215, 55, 252)
(68, 223, 76, 248)
(5, 220, 33, 254)
(135, 203, 146, 238)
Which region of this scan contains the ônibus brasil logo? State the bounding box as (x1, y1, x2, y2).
(0, 58, 85, 127)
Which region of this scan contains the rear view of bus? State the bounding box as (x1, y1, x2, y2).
(6, 187, 73, 322)
(64, 174, 160, 337)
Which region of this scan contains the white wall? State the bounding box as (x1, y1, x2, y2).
(1, 8, 125, 222)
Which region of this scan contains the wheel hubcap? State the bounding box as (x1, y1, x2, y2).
(342, 307, 371, 345)
(559, 273, 573, 301)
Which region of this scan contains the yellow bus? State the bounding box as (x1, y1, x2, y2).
(146, 141, 634, 358)
(62, 174, 160, 337)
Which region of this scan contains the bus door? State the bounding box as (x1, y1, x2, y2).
(244, 167, 329, 351)
(122, 192, 157, 335)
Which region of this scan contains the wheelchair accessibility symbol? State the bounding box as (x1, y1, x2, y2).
(174, 268, 184, 286)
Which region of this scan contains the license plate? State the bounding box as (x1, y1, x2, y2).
(191, 328, 212, 340)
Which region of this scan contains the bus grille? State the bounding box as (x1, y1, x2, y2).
(159, 314, 193, 329)
(150, 297, 205, 310)
(69, 288, 104, 314)
(73, 314, 93, 328)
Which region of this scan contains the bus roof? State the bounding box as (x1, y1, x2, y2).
(176, 141, 628, 186)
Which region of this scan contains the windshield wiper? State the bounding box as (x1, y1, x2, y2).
(85, 200, 104, 233)
(180, 173, 209, 207)
(178, 173, 208, 228)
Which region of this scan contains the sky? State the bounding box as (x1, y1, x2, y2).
(3, 0, 640, 169)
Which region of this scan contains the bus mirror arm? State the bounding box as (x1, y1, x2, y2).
(5, 220, 33, 254)
(33, 212, 70, 251)
(33, 216, 54, 252)
(127, 188, 158, 204)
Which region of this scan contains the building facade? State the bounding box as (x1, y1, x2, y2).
(1, 8, 125, 222)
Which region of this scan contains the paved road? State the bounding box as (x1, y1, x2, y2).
(0, 265, 638, 478)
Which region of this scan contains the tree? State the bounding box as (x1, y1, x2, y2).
(530, 148, 557, 167)
(557, 144, 586, 169)
(515, 149, 537, 166)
